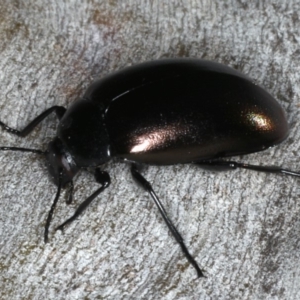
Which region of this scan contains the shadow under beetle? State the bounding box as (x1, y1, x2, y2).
(1, 58, 299, 278)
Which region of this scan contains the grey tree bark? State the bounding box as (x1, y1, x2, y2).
(1, 1, 300, 299)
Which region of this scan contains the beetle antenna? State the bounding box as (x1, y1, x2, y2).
(44, 170, 62, 243)
(0, 146, 45, 155)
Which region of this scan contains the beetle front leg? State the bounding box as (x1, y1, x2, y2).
(55, 169, 110, 231)
(0, 106, 66, 137)
(196, 160, 300, 177)
(131, 164, 204, 278)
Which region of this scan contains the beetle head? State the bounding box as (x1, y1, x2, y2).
(56, 99, 111, 167)
(46, 137, 79, 187)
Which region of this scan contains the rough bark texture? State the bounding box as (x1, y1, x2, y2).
(1, 1, 300, 299)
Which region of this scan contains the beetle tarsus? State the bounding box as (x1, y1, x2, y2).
(0, 121, 22, 135)
(131, 163, 204, 277)
(196, 160, 300, 177)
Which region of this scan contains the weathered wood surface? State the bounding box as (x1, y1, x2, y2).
(1, 1, 300, 299)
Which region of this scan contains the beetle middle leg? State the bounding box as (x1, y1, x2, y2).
(131, 163, 204, 278)
(196, 160, 300, 177)
(55, 169, 110, 231)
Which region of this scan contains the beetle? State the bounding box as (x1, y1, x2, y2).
(1, 58, 299, 278)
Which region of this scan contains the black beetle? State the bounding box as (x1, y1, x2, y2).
(1, 59, 299, 278)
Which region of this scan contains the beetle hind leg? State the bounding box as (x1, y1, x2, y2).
(131, 163, 204, 278)
(196, 159, 300, 177)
